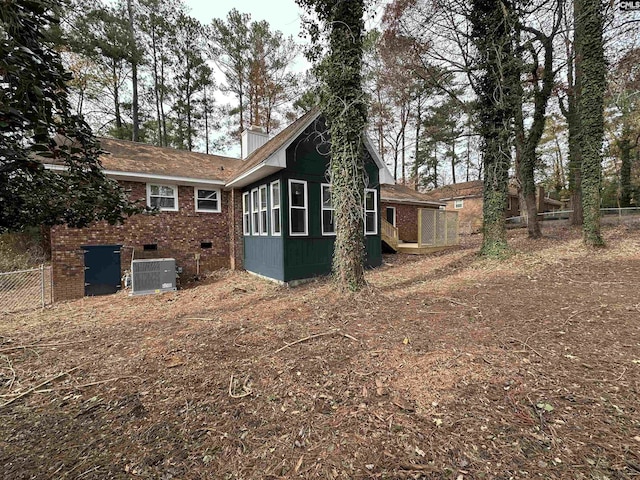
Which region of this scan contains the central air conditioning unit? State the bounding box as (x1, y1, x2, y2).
(131, 258, 177, 295)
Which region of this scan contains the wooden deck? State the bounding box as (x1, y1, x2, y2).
(395, 242, 457, 255)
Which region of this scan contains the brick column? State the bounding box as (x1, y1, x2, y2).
(228, 188, 244, 270)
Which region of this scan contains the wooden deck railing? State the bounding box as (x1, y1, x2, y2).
(381, 217, 399, 250)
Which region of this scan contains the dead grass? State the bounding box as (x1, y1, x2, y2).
(1, 222, 640, 479)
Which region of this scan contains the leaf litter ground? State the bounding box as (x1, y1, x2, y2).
(1, 220, 640, 479)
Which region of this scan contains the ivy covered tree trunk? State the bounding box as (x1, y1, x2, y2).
(324, 0, 368, 290)
(575, 0, 605, 246)
(297, 0, 368, 290)
(470, 0, 516, 257)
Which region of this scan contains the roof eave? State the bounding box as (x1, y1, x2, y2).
(44, 164, 227, 186)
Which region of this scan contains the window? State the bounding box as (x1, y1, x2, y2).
(259, 185, 268, 235)
(251, 189, 260, 235)
(364, 188, 377, 235)
(270, 181, 281, 236)
(454, 199, 464, 209)
(242, 192, 250, 235)
(200, 242, 212, 249)
(143, 244, 158, 251)
(195, 188, 220, 212)
(321, 183, 336, 235)
(385, 206, 396, 227)
(289, 179, 308, 236)
(147, 184, 178, 211)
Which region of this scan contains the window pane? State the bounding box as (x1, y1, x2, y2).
(160, 197, 175, 208)
(271, 183, 280, 207)
(272, 208, 280, 233)
(150, 185, 160, 195)
(150, 197, 160, 208)
(291, 209, 305, 233)
(291, 182, 305, 207)
(160, 185, 174, 197)
(252, 190, 259, 209)
(323, 210, 335, 234)
(261, 211, 268, 233)
(366, 212, 375, 233)
(260, 187, 267, 209)
(322, 185, 332, 208)
(198, 189, 217, 200)
(198, 199, 218, 210)
(365, 191, 375, 210)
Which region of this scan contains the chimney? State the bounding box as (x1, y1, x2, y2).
(241, 126, 269, 159)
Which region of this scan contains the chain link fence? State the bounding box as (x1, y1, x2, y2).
(0, 265, 52, 314)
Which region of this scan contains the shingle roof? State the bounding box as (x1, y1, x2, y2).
(97, 137, 242, 182)
(380, 184, 445, 207)
(229, 108, 320, 183)
(423, 180, 484, 201)
(423, 180, 519, 201)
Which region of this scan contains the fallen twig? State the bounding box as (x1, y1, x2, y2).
(1, 365, 82, 408)
(228, 374, 252, 399)
(274, 329, 358, 354)
(0, 340, 89, 354)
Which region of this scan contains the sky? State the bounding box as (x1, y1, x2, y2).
(184, 0, 305, 40)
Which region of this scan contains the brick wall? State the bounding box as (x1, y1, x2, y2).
(381, 202, 421, 243)
(50, 181, 234, 302)
(446, 197, 483, 234)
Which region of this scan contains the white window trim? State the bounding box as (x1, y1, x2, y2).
(251, 188, 260, 235)
(454, 199, 464, 209)
(270, 180, 281, 236)
(386, 206, 396, 227)
(321, 183, 336, 236)
(147, 183, 178, 212)
(194, 187, 221, 213)
(242, 192, 250, 236)
(288, 179, 308, 236)
(364, 188, 378, 235)
(259, 184, 268, 236)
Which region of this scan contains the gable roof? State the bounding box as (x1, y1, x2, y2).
(380, 184, 445, 207)
(228, 108, 321, 187)
(226, 109, 395, 188)
(97, 137, 241, 185)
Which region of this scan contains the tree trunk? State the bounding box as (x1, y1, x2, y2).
(471, 0, 514, 257)
(413, 93, 422, 190)
(151, 27, 162, 146)
(323, 0, 367, 291)
(112, 61, 122, 133)
(127, 0, 139, 142)
(576, 0, 605, 246)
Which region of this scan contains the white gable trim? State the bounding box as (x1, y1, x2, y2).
(226, 111, 321, 188)
(363, 135, 394, 185)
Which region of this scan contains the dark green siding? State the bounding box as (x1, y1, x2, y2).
(281, 120, 382, 282)
(241, 118, 382, 284)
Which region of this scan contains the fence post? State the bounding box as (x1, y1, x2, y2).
(40, 264, 45, 308)
(418, 208, 422, 247)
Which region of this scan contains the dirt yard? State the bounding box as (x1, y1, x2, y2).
(1, 222, 640, 479)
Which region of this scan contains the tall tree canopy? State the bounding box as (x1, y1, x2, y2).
(0, 0, 138, 233)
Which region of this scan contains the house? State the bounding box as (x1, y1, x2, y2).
(47, 109, 396, 300)
(380, 184, 445, 243)
(424, 180, 562, 233)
